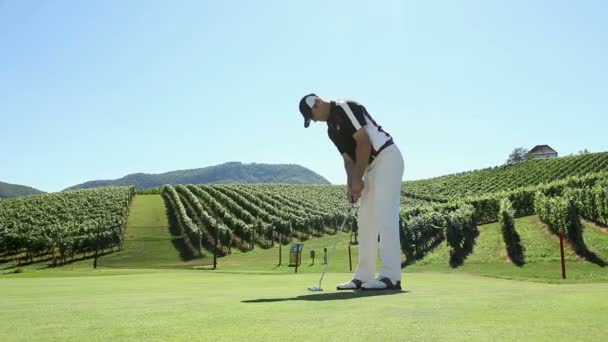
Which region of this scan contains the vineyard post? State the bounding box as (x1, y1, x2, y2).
(278, 233, 282, 266)
(198, 229, 203, 256)
(119, 226, 124, 251)
(348, 243, 352, 271)
(295, 248, 299, 273)
(94, 231, 99, 269)
(559, 232, 566, 279)
(213, 228, 219, 270)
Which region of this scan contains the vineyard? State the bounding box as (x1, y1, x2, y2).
(160, 153, 608, 268)
(0, 187, 134, 265)
(1, 153, 608, 269)
(161, 184, 355, 257)
(402, 152, 608, 202)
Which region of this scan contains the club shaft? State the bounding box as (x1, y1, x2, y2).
(318, 204, 353, 288)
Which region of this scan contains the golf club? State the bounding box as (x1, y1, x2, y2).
(307, 203, 354, 292)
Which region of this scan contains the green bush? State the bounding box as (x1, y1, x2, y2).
(400, 211, 445, 262)
(444, 205, 477, 267)
(403, 171, 608, 226)
(535, 192, 585, 253)
(499, 198, 525, 265)
(499, 198, 516, 245)
(566, 185, 608, 226)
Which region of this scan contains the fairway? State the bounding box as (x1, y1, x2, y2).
(1, 270, 607, 341)
(97, 195, 214, 268)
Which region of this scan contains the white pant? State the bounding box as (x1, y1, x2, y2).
(354, 144, 404, 283)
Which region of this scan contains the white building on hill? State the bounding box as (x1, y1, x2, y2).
(528, 145, 558, 159)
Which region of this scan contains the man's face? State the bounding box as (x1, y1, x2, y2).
(310, 98, 322, 122)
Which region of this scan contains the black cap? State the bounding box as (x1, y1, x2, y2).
(299, 93, 318, 128)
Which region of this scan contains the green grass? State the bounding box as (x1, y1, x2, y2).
(581, 219, 608, 259)
(1, 269, 607, 341)
(0, 195, 215, 275)
(98, 194, 214, 268)
(3, 200, 608, 341)
(213, 231, 377, 274)
(407, 216, 608, 283)
(4, 207, 607, 284)
(162, 214, 608, 284)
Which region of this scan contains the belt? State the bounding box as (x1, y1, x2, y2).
(368, 139, 394, 164)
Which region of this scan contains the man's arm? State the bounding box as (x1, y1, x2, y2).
(342, 153, 356, 203)
(342, 153, 354, 189)
(346, 128, 372, 203)
(352, 128, 372, 181)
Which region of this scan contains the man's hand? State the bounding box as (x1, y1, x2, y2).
(349, 178, 364, 203)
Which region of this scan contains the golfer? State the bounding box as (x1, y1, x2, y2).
(298, 94, 404, 290)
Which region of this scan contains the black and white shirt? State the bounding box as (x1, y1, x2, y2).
(327, 100, 394, 164)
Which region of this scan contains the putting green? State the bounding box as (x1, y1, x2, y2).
(1, 270, 607, 341)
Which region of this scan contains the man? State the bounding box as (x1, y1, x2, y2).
(298, 93, 405, 290)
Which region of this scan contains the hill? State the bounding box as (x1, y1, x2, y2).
(0, 181, 44, 199)
(65, 162, 330, 190)
(403, 152, 608, 201)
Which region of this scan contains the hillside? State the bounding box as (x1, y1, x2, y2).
(100, 200, 608, 283)
(0, 187, 135, 265)
(403, 152, 608, 201)
(0, 181, 44, 199)
(65, 162, 330, 190)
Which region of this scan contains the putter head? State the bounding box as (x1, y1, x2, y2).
(307, 285, 323, 292)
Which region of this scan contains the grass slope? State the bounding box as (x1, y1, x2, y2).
(170, 214, 608, 284)
(91, 206, 608, 283)
(408, 216, 608, 283)
(98, 194, 213, 268)
(581, 220, 608, 259)
(6, 199, 606, 285)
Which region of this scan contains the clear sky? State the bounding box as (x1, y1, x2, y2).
(1, 0, 607, 192)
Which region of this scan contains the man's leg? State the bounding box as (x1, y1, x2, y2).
(353, 170, 377, 283)
(362, 145, 404, 289)
(378, 146, 404, 283)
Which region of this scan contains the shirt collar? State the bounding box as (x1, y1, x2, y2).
(328, 101, 338, 124)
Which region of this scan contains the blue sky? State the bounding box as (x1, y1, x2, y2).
(1, 0, 607, 192)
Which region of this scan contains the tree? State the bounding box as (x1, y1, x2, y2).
(578, 148, 590, 155)
(506, 147, 530, 165)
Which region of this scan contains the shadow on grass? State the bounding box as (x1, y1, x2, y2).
(578, 247, 607, 267)
(162, 194, 199, 262)
(449, 228, 480, 268)
(42, 249, 116, 269)
(1, 249, 118, 271)
(540, 219, 607, 268)
(584, 218, 608, 230)
(242, 290, 408, 303)
(569, 231, 606, 268)
(506, 231, 526, 267)
(401, 237, 445, 268)
(0, 256, 53, 270)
